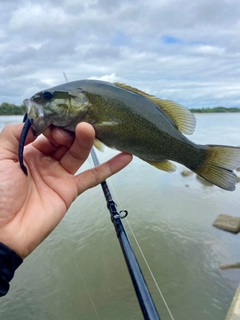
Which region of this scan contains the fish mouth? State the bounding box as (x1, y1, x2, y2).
(19, 99, 49, 175)
(23, 99, 44, 119)
(23, 99, 49, 135)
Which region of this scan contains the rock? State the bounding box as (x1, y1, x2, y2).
(225, 283, 240, 320)
(236, 167, 240, 172)
(220, 262, 240, 270)
(236, 175, 240, 183)
(213, 214, 240, 233)
(181, 170, 193, 177)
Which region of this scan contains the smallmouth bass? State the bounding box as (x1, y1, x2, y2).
(20, 80, 240, 191)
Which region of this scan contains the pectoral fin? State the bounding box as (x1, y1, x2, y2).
(93, 139, 104, 151)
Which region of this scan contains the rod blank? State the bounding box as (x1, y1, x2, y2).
(90, 148, 160, 320)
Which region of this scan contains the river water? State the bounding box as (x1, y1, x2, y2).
(0, 114, 240, 320)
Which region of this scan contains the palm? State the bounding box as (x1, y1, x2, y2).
(0, 123, 132, 258)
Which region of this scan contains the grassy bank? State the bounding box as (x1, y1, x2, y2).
(0, 102, 239, 115)
(189, 107, 240, 113)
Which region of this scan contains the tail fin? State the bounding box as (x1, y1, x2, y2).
(194, 145, 240, 191)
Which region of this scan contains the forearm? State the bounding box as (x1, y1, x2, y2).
(0, 242, 23, 296)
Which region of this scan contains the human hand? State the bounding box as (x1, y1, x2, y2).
(0, 123, 132, 259)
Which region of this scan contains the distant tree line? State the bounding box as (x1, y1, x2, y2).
(0, 102, 239, 115)
(189, 106, 240, 113)
(0, 102, 25, 115)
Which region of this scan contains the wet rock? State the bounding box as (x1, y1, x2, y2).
(181, 170, 193, 177)
(213, 214, 240, 233)
(225, 283, 240, 320)
(220, 262, 240, 270)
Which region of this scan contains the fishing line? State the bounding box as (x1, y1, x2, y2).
(125, 220, 175, 320)
(107, 178, 175, 320)
(65, 241, 101, 320)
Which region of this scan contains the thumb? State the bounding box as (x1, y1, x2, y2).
(0, 123, 37, 156)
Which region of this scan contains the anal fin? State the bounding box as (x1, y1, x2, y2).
(145, 159, 176, 172)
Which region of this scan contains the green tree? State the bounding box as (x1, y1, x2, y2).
(189, 107, 240, 113)
(0, 102, 25, 115)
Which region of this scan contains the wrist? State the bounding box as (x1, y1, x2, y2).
(0, 242, 23, 296)
(0, 236, 26, 260)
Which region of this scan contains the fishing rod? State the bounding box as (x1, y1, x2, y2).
(60, 73, 161, 318)
(90, 148, 161, 320)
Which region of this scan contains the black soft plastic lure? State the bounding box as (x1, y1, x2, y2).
(18, 113, 33, 176)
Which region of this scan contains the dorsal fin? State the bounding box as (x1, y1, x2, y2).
(115, 83, 155, 97)
(115, 83, 196, 135)
(155, 99, 196, 135)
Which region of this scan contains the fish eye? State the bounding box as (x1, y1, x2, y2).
(43, 91, 54, 100)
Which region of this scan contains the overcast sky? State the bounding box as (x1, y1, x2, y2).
(1, 0, 240, 108)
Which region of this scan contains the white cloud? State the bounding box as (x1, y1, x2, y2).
(89, 73, 120, 83)
(189, 45, 225, 56)
(0, 0, 240, 108)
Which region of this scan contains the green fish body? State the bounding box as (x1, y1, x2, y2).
(23, 80, 240, 191)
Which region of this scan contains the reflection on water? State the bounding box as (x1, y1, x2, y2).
(0, 115, 24, 130)
(1, 114, 240, 320)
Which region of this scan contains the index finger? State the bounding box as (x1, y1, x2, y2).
(75, 152, 133, 195)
